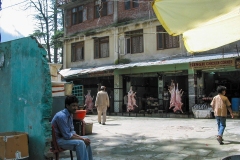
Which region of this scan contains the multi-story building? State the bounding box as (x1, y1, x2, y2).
(57, 0, 240, 116)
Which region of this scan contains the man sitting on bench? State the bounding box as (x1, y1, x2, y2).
(51, 95, 93, 160)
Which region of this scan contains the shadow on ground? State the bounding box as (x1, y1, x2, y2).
(88, 132, 240, 160)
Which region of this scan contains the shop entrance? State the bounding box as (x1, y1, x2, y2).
(122, 72, 189, 113)
(163, 75, 189, 112)
(68, 76, 114, 113)
(122, 75, 159, 112)
(204, 71, 240, 98)
(203, 70, 240, 112)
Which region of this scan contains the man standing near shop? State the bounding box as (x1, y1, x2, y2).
(95, 86, 109, 125)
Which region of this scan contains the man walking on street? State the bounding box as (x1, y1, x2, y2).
(95, 86, 109, 125)
(210, 85, 234, 145)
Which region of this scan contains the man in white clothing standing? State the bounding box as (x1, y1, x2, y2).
(95, 86, 109, 125)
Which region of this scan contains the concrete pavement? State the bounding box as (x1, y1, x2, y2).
(61, 115, 240, 160)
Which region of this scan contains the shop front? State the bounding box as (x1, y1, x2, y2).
(119, 71, 189, 114)
(190, 58, 240, 118)
(114, 62, 191, 115)
(60, 69, 115, 113)
(60, 53, 240, 118)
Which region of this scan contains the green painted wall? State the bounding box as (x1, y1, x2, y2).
(114, 63, 189, 75)
(0, 37, 52, 159)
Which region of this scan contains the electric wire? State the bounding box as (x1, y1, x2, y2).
(1, 0, 28, 10)
(0, 0, 158, 42)
(0, 0, 33, 42)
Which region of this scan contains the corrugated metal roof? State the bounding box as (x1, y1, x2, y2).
(59, 53, 239, 78)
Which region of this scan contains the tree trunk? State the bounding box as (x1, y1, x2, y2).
(54, 0, 58, 63)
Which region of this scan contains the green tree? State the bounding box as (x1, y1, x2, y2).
(27, 0, 64, 63)
(51, 30, 64, 63)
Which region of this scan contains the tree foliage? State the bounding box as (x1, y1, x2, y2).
(26, 0, 64, 63)
(51, 30, 63, 48)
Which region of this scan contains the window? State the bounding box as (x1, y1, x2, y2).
(72, 6, 87, 25)
(94, 0, 113, 18)
(94, 37, 109, 58)
(71, 42, 84, 62)
(125, 29, 144, 54)
(157, 26, 179, 50)
(124, 0, 139, 10)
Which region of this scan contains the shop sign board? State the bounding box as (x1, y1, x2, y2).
(189, 59, 235, 69)
(88, 70, 113, 77)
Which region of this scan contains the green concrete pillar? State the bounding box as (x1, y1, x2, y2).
(114, 74, 123, 112)
(188, 69, 196, 112)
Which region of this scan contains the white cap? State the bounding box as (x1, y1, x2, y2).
(100, 86, 106, 89)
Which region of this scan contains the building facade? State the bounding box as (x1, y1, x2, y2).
(58, 0, 240, 116)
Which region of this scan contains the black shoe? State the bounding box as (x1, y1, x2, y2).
(217, 137, 224, 145)
(99, 122, 101, 124)
(102, 123, 106, 125)
(216, 136, 224, 141)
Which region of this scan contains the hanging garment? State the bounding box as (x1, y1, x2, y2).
(127, 91, 138, 112)
(85, 90, 94, 112)
(174, 83, 184, 113)
(131, 92, 138, 108)
(169, 81, 176, 109)
(169, 81, 184, 113)
(127, 91, 134, 112)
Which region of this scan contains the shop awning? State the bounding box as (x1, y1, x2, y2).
(59, 53, 239, 78)
(152, 0, 240, 53)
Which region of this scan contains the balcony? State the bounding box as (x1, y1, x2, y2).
(57, 0, 69, 5)
(57, 0, 78, 7)
(57, 0, 89, 7)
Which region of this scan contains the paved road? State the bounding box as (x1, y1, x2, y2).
(61, 115, 240, 160)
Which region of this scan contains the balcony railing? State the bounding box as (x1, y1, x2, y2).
(57, 0, 72, 6)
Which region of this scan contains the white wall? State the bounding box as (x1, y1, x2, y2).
(64, 29, 117, 68)
(63, 20, 188, 69)
(118, 20, 187, 62)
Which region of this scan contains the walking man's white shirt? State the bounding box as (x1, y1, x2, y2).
(95, 86, 109, 125)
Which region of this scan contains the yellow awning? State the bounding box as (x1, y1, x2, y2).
(152, 0, 240, 53)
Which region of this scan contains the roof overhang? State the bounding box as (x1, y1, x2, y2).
(59, 53, 240, 79)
